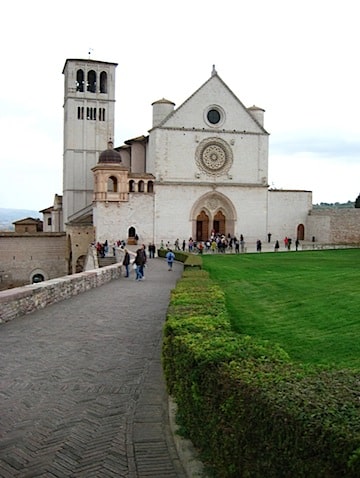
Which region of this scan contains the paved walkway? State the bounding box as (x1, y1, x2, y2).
(0, 259, 187, 477)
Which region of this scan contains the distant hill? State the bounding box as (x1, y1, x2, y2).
(0, 208, 41, 231)
(313, 201, 355, 209)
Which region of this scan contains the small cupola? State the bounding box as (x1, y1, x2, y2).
(98, 140, 122, 164)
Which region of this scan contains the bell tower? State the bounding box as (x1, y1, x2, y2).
(62, 58, 118, 226)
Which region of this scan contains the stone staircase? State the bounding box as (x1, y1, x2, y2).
(98, 256, 117, 268)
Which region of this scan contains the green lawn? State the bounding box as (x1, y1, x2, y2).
(202, 249, 360, 370)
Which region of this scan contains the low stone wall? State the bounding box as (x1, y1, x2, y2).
(0, 264, 122, 324)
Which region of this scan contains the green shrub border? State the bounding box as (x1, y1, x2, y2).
(157, 248, 202, 269)
(162, 261, 360, 477)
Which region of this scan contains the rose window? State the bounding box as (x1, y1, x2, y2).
(195, 137, 233, 176)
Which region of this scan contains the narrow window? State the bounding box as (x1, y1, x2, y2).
(76, 69, 84, 92)
(147, 181, 154, 193)
(47, 218, 52, 226)
(138, 180, 145, 192)
(87, 70, 97, 93)
(77, 106, 84, 119)
(100, 71, 107, 93)
(129, 180, 135, 192)
(99, 108, 106, 121)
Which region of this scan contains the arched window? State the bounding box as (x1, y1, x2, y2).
(129, 180, 135, 192)
(87, 70, 97, 93)
(100, 71, 107, 93)
(76, 69, 84, 92)
(107, 176, 118, 192)
(128, 226, 136, 238)
(138, 180, 145, 192)
(147, 181, 154, 193)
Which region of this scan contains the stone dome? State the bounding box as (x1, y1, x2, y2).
(98, 141, 122, 164)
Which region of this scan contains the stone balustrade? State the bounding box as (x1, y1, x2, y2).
(0, 264, 122, 324)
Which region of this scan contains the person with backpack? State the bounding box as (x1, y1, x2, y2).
(166, 249, 175, 271)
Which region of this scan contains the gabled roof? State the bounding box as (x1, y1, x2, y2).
(39, 206, 53, 214)
(13, 217, 42, 225)
(150, 71, 269, 135)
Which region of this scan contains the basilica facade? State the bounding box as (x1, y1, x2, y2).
(61, 58, 311, 271)
(1, 59, 358, 285)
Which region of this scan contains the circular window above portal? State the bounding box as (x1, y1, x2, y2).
(195, 137, 233, 176)
(204, 105, 225, 128)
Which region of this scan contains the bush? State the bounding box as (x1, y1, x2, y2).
(163, 270, 360, 477)
(157, 249, 202, 269)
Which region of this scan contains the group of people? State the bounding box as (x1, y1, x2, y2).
(101, 232, 303, 283)
(121, 244, 147, 281)
(163, 234, 247, 255)
(121, 243, 176, 281)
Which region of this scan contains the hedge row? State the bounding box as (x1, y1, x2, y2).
(162, 269, 360, 477)
(157, 248, 202, 269)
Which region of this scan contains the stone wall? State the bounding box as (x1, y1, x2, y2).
(308, 209, 360, 243)
(0, 263, 122, 324)
(0, 233, 67, 285)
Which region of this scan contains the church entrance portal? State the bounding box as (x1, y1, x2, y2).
(191, 192, 236, 242)
(196, 210, 227, 241)
(196, 211, 209, 241)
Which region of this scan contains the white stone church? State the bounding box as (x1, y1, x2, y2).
(55, 57, 313, 271)
(2, 58, 358, 284)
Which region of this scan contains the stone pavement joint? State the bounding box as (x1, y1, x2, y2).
(0, 258, 191, 478)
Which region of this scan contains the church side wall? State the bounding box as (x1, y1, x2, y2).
(0, 234, 67, 286)
(93, 194, 155, 245)
(268, 190, 312, 242)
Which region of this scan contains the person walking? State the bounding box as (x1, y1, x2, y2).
(274, 240, 280, 252)
(122, 248, 130, 277)
(166, 249, 175, 271)
(134, 247, 146, 281)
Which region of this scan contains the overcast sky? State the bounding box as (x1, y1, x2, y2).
(1, 0, 359, 211)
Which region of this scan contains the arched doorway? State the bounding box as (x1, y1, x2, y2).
(76, 255, 86, 273)
(297, 224, 305, 240)
(127, 226, 138, 245)
(196, 210, 209, 241)
(213, 210, 226, 236)
(190, 191, 237, 241)
(32, 273, 45, 283)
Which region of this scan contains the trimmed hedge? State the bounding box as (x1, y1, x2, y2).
(162, 269, 360, 477)
(157, 248, 202, 269)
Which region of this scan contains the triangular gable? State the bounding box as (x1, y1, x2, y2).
(155, 73, 268, 135)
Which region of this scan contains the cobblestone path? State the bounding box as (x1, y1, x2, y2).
(0, 259, 186, 477)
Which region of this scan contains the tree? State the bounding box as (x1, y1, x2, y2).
(355, 194, 360, 208)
